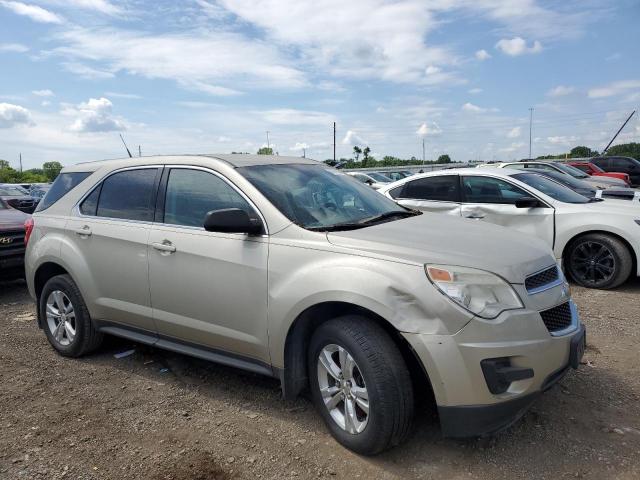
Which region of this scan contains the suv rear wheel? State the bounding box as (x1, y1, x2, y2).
(40, 274, 103, 357)
(308, 316, 414, 455)
(566, 233, 632, 289)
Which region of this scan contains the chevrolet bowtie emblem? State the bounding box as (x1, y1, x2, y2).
(0, 237, 14, 244)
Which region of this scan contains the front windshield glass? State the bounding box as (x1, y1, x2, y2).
(368, 172, 392, 182)
(238, 164, 414, 230)
(554, 163, 589, 179)
(511, 173, 590, 204)
(0, 186, 28, 196)
(535, 170, 595, 193)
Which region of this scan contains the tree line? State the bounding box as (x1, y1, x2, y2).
(0, 160, 63, 183)
(536, 143, 640, 161)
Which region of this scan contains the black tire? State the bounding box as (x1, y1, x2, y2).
(565, 233, 632, 289)
(308, 316, 414, 455)
(39, 274, 103, 357)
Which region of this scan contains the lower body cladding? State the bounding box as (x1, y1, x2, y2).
(402, 300, 586, 438)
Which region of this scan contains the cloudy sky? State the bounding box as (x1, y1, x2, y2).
(0, 0, 639, 169)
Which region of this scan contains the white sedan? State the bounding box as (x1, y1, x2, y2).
(378, 168, 640, 289)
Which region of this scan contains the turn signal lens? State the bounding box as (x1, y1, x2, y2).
(426, 266, 453, 282)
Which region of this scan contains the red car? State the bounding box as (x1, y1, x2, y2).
(567, 161, 631, 186)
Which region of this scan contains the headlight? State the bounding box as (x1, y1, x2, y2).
(425, 264, 523, 319)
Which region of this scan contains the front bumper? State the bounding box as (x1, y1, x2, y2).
(402, 302, 585, 437)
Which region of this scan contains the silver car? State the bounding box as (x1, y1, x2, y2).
(25, 155, 586, 454)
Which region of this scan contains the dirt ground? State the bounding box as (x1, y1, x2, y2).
(1, 278, 639, 480)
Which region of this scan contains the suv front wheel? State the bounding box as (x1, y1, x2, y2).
(308, 316, 414, 455)
(40, 274, 103, 357)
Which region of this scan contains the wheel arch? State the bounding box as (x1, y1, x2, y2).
(33, 261, 72, 328)
(280, 301, 435, 404)
(562, 229, 638, 280)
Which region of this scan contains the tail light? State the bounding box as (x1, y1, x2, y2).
(24, 217, 34, 246)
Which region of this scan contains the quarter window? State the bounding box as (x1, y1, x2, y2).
(86, 168, 159, 221)
(462, 176, 531, 204)
(399, 175, 460, 202)
(163, 169, 253, 228)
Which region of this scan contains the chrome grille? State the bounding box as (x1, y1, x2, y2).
(539, 302, 572, 332)
(525, 266, 560, 293)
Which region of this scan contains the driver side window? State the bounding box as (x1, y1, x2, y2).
(462, 176, 531, 204)
(163, 169, 253, 227)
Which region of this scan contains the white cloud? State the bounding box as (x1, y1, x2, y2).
(468, 88, 482, 94)
(547, 135, 578, 145)
(290, 142, 309, 151)
(462, 102, 485, 113)
(217, 136, 231, 142)
(342, 130, 366, 145)
(547, 85, 574, 97)
(475, 49, 491, 61)
(506, 126, 521, 138)
(32, 89, 54, 97)
(48, 0, 121, 15)
(588, 80, 640, 98)
(0, 43, 29, 53)
(499, 142, 525, 153)
(259, 109, 334, 126)
(104, 91, 141, 99)
(0, 102, 33, 128)
(495, 37, 542, 56)
(62, 62, 115, 80)
(416, 122, 442, 136)
(54, 27, 307, 94)
(41, 100, 51, 107)
(425, 65, 441, 75)
(0, 1, 63, 23)
(68, 97, 126, 133)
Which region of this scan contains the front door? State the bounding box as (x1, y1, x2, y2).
(460, 175, 555, 248)
(148, 167, 270, 363)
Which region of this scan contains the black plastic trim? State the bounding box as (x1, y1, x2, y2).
(481, 357, 534, 394)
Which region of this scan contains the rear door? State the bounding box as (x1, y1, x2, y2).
(460, 175, 555, 247)
(64, 167, 161, 332)
(388, 175, 461, 216)
(147, 167, 270, 363)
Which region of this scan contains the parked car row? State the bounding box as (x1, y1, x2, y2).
(23, 154, 585, 455)
(0, 184, 40, 214)
(379, 167, 640, 289)
(346, 170, 415, 189)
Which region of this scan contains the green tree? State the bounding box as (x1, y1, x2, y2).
(353, 146, 362, 161)
(570, 146, 597, 158)
(0, 159, 10, 170)
(605, 142, 640, 161)
(257, 147, 273, 155)
(42, 161, 63, 181)
(437, 154, 451, 164)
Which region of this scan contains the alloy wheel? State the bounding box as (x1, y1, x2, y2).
(570, 240, 616, 286)
(317, 344, 369, 434)
(46, 290, 76, 346)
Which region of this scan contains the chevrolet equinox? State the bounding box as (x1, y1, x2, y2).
(25, 154, 586, 455)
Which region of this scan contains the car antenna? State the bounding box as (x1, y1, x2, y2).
(119, 133, 133, 158)
(601, 110, 636, 156)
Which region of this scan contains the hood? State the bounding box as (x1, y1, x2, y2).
(585, 176, 626, 188)
(0, 207, 29, 230)
(327, 213, 555, 283)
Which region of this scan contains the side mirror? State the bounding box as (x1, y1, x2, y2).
(515, 197, 540, 208)
(203, 208, 263, 235)
(366, 179, 374, 185)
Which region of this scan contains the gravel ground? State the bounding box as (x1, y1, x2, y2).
(1, 278, 639, 480)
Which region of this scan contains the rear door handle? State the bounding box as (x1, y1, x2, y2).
(74, 226, 92, 236)
(152, 241, 176, 253)
(464, 213, 485, 219)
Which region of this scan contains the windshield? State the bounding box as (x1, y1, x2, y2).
(511, 173, 590, 204)
(0, 185, 28, 196)
(238, 164, 413, 230)
(533, 170, 595, 193)
(588, 163, 605, 173)
(553, 163, 589, 179)
(368, 172, 392, 182)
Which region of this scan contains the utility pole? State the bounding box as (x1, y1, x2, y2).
(266, 131, 270, 151)
(602, 110, 636, 155)
(422, 138, 425, 163)
(138, 145, 142, 157)
(333, 122, 336, 162)
(528, 107, 534, 159)
(302, 147, 306, 158)
(19, 153, 23, 172)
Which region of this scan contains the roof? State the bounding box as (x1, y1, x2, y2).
(62, 153, 320, 173)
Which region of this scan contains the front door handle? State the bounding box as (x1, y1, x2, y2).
(463, 213, 485, 219)
(74, 226, 92, 236)
(152, 241, 176, 253)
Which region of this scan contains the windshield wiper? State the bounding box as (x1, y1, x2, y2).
(356, 210, 420, 226)
(307, 222, 370, 232)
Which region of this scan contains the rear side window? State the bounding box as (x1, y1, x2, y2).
(81, 168, 158, 221)
(572, 164, 590, 173)
(35, 172, 91, 212)
(462, 176, 530, 204)
(400, 175, 460, 201)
